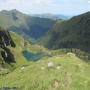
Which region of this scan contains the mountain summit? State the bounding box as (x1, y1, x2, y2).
(31, 13, 69, 20)
(0, 9, 56, 40)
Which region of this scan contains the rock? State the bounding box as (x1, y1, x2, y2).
(0, 27, 16, 64)
(21, 67, 25, 70)
(67, 52, 75, 57)
(56, 66, 60, 70)
(48, 62, 55, 68)
(1, 47, 15, 63)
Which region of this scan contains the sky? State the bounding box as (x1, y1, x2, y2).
(0, 0, 90, 16)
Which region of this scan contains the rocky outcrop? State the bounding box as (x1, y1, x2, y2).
(0, 27, 16, 64)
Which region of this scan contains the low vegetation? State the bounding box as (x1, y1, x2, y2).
(0, 53, 90, 90)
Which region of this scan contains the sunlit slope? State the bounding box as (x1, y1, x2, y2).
(0, 9, 56, 39)
(0, 53, 90, 90)
(9, 31, 50, 65)
(9, 31, 27, 65)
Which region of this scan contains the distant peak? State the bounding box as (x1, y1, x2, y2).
(0, 9, 21, 14)
(10, 9, 20, 13)
(0, 10, 8, 13)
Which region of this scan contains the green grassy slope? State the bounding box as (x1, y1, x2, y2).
(8, 31, 49, 65)
(9, 31, 27, 65)
(0, 9, 56, 40)
(0, 53, 90, 90)
(0, 10, 27, 28)
(0, 31, 51, 69)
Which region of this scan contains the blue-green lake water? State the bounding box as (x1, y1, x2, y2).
(22, 50, 45, 61)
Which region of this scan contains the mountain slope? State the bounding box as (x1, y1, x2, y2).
(0, 9, 56, 40)
(0, 29, 51, 70)
(40, 12, 90, 52)
(0, 30, 28, 69)
(0, 53, 90, 90)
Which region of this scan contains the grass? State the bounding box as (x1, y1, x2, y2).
(0, 53, 90, 90)
(8, 32, 50, 65)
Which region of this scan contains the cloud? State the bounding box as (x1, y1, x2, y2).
(88, 0, 90, 3)
(0, 0, 90, 15)
(0, 0, 55, 6)
(0, 0, 56, 13)
(0, 0, 57, 13)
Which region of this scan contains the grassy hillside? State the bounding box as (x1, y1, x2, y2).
(0, 53, 90, 90)
(0, 30, 51, 70)
(9, 31, 51, 64)
(40, 12, 90, 52)
(0, 9, 56, 40)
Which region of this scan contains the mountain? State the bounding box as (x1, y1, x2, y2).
(0, 27, 52, 69)
(0, 28, 16, 68)
(31, 13, 69, 20)
(1, 28, 90, 90)
(40, 12, 90, 52)
(0, 9, 56, 40)
(0, 11, 90, 90)
(0, 28, 27, 69)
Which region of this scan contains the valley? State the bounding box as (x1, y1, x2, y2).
(0, 10, 90, 90)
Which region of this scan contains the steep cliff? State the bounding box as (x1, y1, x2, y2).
(0, 27, 16, 66)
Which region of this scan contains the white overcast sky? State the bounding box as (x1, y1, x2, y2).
(0, 0, 90, 15)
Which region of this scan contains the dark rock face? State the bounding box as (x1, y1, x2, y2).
(0, 28, 16, 64)
(1, 48, 15, 63)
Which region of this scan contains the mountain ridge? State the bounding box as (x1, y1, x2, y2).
(30, 13, 69, 20)
(39, 11, 90, 52)
(0, 9, 56, 40)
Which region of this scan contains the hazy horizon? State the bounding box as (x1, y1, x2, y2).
(0, 0, 90, 16)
